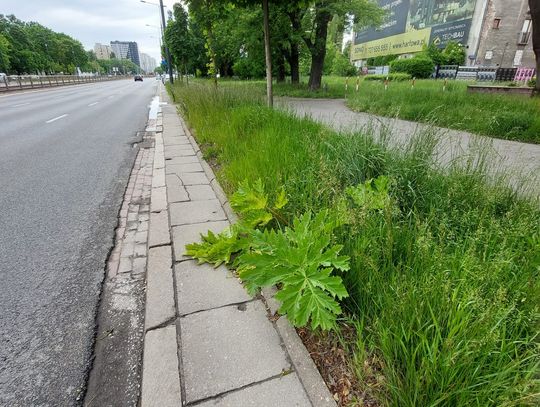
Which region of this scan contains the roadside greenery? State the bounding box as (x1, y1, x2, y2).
(164, 1, 380, 89)
(347, 79, 540, 143)
(0, 14, 141, 75)
(171, 81, 540, 406)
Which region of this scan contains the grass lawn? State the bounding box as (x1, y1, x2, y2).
(169, 82, 540, 406)
(347, 79, 540, 143)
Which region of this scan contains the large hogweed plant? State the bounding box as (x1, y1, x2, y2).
(185, 179, 350, 330)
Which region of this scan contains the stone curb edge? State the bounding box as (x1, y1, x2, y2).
(174, 105, 336, 407)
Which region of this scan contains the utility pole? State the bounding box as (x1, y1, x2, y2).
(159, 0, 174, 84)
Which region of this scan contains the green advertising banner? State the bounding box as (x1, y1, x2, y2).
(353, 0, 477, 59)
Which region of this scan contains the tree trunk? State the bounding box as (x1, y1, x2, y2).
(289, 43, 300, 84)
(307, 9, 331, 90)
(262, 0, 273, 108)
(529, 0, 540, 94)
(277, 52, 286, 82)
(287, 9, 302, 84)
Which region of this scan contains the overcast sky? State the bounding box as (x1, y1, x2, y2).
(2, 0, 181, 64)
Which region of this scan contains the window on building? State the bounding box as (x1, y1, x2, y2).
(493, 18, 501, 29)
(518, 19, 532, 44)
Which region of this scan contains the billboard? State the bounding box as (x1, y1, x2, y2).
(352, 0, 477, 60)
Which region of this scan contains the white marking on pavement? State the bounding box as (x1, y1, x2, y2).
(45, 114, 68, 123)
(13, 102, 30, 107)
(88, 102, 99, 106)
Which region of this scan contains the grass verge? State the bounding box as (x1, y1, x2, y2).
(347, 79, 540, 143)
(169, 81, 540, 406)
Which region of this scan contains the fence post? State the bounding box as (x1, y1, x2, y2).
(411, 77, 416, 89)
(3, 75, 8, 91)
(384, 77, 389, 90)
(18, 76, 22, 90)
(345, 77, 348, 91)
(356, 76, 360, 92)
(29, 76, 34, 88)
(443, 78, 447, 91)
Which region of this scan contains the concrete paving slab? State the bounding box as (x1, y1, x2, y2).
(169, 162, 204, 174)
(165, 155, 199, 166)
(171, 220, 230, 261)
(179, 172, 211, 186)
(175, 260, 250, 315)
(186, 185, 216, 201)
(141, 325, 182, 407)
(151, 186, 167, 213)
(152, 168, 166, 188)
(181, 301, 290, 403)
(195, 373, 311, 407)
(165, 148, 196, 159)
(169, 200, 226, 226)
(164, 136, 190, 146)
(149, 211, 171, 247)
(166, 175, 189, 203)
(145, 247, 175, 330)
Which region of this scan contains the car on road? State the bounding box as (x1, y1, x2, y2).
(134, 75, 143, 82)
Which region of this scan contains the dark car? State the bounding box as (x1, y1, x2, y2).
(134, 75, 143, 82)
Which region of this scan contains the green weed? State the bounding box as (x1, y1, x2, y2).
(170, 82, 540, 407)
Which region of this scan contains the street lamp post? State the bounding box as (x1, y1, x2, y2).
(140, 0, 174, 84)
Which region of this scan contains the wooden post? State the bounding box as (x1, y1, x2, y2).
(443, 78, 447, 91)
(345, 77, 348, 91)
(411, 77, 416, 89)
(356, 76, 360, 92)
(384, 77, 389, 90)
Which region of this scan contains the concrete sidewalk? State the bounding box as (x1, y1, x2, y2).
(139, 87, 335, 406)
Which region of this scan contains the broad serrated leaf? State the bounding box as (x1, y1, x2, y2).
(273, 188, 288, 210)
(346, 175, 392, 211)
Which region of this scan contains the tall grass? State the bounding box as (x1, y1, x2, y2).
(170, 82, 540, 406)
(189, 76, 351, 99)
(347, 80, 540, 143)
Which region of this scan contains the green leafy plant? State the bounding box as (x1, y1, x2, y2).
(345, 176, 391, 210)
(238, 210, 349, 330)
(185, 180, 350, 330)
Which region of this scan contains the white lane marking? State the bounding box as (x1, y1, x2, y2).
(13, 102, 30, 107)
(45, 114, 68, 123)
(88, 102, 99, 106)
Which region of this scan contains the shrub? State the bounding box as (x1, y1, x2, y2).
(528, 77, 536, 88)
(332, 52, 358, 77)
(364, 73, 411, 81)
(390, 56, 435, 78)
(233, 58, 265, 80)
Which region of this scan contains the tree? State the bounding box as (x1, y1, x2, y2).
(298, 0, 382, 90)
(164, 3, 193, 82)
(529, 0, 540, 93)
(0, 34, 11, 72)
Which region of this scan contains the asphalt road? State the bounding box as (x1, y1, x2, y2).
(0, 78, 158, 405)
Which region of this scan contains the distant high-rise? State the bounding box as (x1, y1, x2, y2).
(139, 53, 157, 73)
(110, 41, 141, 67)
(94, 43, 112, 60)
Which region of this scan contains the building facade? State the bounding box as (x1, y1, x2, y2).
(110, 41, 141, 67)
(351, 0, 535, 68)
(93, 43, 112, 60)
(139, 53, 157, 74)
